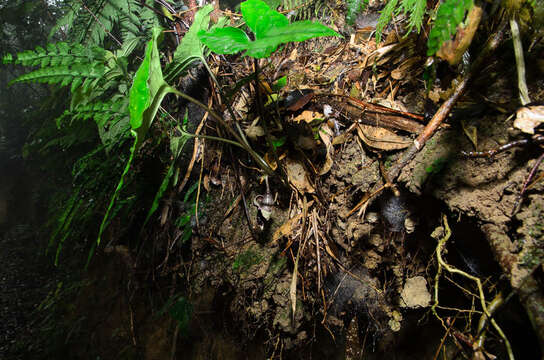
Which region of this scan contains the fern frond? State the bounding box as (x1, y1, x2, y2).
(4, 42, 106, 68)
(399, 0, 426, 33)
(49, 0, 159, 46)
(282, 0, 325, 21)
(9, 64, 106, 89)
(376, 0, 399, 43)
(346, 0, 370, 26)
(56, 100, 128, 128)
(427, 0, 474, 55)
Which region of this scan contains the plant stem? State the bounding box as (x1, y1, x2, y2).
(171, 88, 274, 175)
(510, 18, 530, 105)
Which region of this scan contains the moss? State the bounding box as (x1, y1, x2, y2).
(232, 249, 263, 272)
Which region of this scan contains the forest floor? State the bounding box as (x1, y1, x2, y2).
(2, 2, 544, 360)
(0, 201, 57, 358)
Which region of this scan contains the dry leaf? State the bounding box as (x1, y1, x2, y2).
(391, 68, 404, 80)
(289, 47, 298, 61)
(292, 110, 323, 124)
(290, 257, 298, 324)
(428, 88, 441, 103)
(461, 119, 478, 150)
(273, 213, 302, 241)
(285, 158, 315, 193)
(357, 124, 411, 150)
(273, 204, 315, 241)
(318, 124, 334, 175)
(264, 150, 286, 171)
(245, 117, 265, 140)
(514, 105, 544, 134)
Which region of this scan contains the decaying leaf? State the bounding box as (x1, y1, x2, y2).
(356, 124, 411, 150)
(318, 123, 334, 175)
(292, 110, 323, 124)
(245, 117, 265, 140)
(514, 105, 544, 134)
(461, 119, 478, 150)
(285, 158, 315, 193)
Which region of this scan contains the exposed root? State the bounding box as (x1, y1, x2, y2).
(431, 215, 514, 360)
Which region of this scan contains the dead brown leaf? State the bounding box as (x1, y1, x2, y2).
(356, 124, 411, 150)
(285, 158, 315, 193)
(245, 117, 265, 140)
(514, 105, 544, 134)
(318, 124, 334, 175)
(292, 110, 323, 124)
(272, 201, 314, 241)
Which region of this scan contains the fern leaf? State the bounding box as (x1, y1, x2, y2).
(9, 63, 106, 87)
(427, 0, 473, 56)
(376, 0, 399, 43)
(346, 0, 370, 26)
(4, 42, 105, 68)
(399, 0, 426, 33)
(57, 100, 128, 128)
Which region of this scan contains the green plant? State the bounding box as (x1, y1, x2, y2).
(198, 0, 341, 58)
(425, 157, 448, 175)
(346, 0, 426, 42)
(426, 0, 474, 56)
(346, 0, 475, 56)
(49, 0, 158, 45)
(173, 183, 203, 244)
(232, 249, 263, 272)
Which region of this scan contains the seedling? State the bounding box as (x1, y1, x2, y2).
(198, 0, 341, 59)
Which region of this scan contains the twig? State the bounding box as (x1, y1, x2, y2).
(387, 20, 508, 181)
(433, 316, 457, 360)
(170, 322, 180, 360)
(512, 151, 544, 215)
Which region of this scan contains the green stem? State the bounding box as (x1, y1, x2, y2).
(510, 18, 530, 105)
(181, 131, 247, 149)
(170, 88, 274, 175)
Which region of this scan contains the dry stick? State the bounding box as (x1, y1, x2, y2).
(432, 215, 514, 360)
(512, 151, 544, 215)
(387, 21, 508, 181)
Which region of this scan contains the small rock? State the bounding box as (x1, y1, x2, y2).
(400, 276, 431, 308)
(388, 310, 403, 332)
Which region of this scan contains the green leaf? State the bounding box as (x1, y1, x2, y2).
(198, 0, 341, 59)
(241, 0, 288, 39)
(143, 112, 191, 227)
(165, 5, 214, 81)
(272, 75, 287, 91)
(129, 27, 181, 149)
(95, 138, 137, 250)
(198, 27, 251, 54)
(97, 27, 183, 250)
(427, 0, 473, 55)
(271, 136, 286, 149)
(244, 21, 339, 57)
